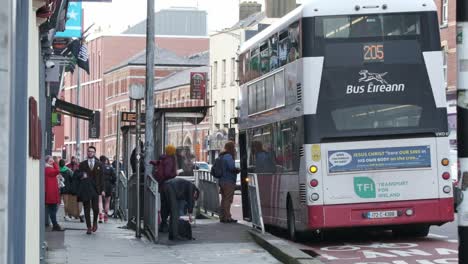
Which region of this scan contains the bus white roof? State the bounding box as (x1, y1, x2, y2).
(240, 0, 437, 54)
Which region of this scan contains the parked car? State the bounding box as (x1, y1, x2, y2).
(194, 161, 210, 171)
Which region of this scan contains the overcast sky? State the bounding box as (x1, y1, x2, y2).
(83, 0, 303, 34)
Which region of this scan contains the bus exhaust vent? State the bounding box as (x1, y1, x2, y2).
(297, 83, 303, 103)
(299, 184, 307, 204)
(299, 146, 305, 157)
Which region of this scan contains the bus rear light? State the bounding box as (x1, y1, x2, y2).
(310, 193, 320, 202)
(441, 158, 449, 166)
(309, 165, 318, 174)
(442, 172, 451, 180)
(443, 185, 451, 194)
(310, 179, 319, 188)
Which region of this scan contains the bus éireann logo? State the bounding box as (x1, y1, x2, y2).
(358, 70, 388, 85)
(346, 70, 405, 95)
(354, 177, 376, 199)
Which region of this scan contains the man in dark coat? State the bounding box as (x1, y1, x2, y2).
(160, 178, 199, 240)
(79, 146, 105, 234)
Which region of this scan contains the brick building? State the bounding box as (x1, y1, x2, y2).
(102, 50, 209, 159)
(60, 35, 209, 160)
(155, 66, 211, 162)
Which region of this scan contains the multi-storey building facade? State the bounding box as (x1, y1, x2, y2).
(102, 50, 208, 158)
(60, 35, 209, 160)
(155, 66, 211, 162)
(208, 9, 279, 161)
(436, 0, 457, 147)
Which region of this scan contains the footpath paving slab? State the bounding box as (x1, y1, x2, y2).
(45, 217, 282, 264)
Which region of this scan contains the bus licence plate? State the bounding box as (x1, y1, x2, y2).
(366, 210, 398, 219)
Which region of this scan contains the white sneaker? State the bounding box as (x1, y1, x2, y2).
(64, 216, 72, 221)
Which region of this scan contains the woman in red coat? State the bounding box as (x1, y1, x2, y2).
(45, 155, 64, 231)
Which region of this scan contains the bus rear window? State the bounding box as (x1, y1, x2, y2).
(331, 104, 422, 131)
(317, 14, 421, 39)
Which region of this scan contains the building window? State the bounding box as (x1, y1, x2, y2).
(230, 58, 236, 85)
(213, 61, 218, 88)
(222, 100, 226, 123)
(441, 0, 448, 26)
(222, 59, 226, 87)
(230, 99, 236, 118)
(443, 46, 448, 88)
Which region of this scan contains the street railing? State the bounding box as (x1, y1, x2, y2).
(144, 175, 159, 243)
(116, 171, 128, 221)
(248, 173, 265, 234)
(194, 170, 220, 217)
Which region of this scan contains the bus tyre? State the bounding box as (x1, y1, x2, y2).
(392, 225, 430, 238)
(287, 199, 297, 242)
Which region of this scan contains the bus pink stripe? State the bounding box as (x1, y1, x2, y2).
(308, 198, 454, 229)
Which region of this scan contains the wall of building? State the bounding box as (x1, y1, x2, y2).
(25, 2, 41, 262)
(61, 35, 209, 161)
(0, 0, 11, 262)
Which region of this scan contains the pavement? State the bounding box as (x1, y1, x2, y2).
(45, 209, 282, 264)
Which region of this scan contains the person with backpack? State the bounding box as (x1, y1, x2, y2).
(150, 145, 178, 232)
(59, 159, 79, 221)
(212, 141, 240, 223)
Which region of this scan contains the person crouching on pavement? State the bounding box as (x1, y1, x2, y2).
(218, 141, 240, 223)
(160, 178, 199, 240)
(78, 146, 105, 235)
(98, 156, 116, 223)
(45, 155, 64, 231)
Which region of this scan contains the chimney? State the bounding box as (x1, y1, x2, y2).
(239, 1, 262, 20)
(265, 0, 296, 18)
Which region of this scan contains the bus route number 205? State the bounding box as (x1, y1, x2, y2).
(363, 43, 384, 63)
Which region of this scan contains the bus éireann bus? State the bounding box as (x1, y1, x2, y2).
(237, 0, 454, 240)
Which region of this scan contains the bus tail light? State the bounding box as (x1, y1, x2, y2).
(441, 158, 449, 166)
(309, 165, 318, 174)
(310, 193, 319, 202)
(442, 172, 451, 180)
(443, 185, 452, 194)
(310, 179, 319, 188)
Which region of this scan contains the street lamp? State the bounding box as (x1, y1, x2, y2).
(129, 83, 144, 238)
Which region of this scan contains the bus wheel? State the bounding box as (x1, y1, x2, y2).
(287, 199, 297, 241)
(392, 225, 430, 238)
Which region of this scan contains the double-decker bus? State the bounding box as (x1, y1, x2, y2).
(237, 0, 454, 240)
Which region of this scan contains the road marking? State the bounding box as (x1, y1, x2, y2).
(428, 233, 449, 239)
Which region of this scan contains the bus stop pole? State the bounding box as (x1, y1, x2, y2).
(145, 0, 157, 241)
(136, 100, 142, 238)
(457, 0, 468, 261)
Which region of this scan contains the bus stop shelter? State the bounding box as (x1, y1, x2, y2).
(116, 106, 210, 242)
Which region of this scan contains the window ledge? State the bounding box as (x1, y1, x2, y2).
(440, 23, 448, 29)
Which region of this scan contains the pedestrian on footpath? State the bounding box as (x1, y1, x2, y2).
(150, 144, 178, 232)
(45, 155, 64, 231)
(160, 178, 199, 240)
(66, 156, 80, 172)
(60, 159, 83, 222)
(78, 146, 105, 235)
(98, 155, 116, 223)
(218, 141, 240, 223)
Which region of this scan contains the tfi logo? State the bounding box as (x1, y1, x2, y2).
(354, 177, 376, 199)
(358, 70, 388, 85)
(346, 70, 405, 95)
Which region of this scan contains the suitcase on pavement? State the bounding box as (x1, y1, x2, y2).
(178, 219, 193, 240)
